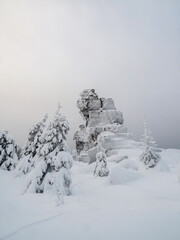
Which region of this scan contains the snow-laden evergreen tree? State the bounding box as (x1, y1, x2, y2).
(139, 121, 160, 168)
(14, 114, 48, 177)
(0, 131, 18, 171)
(94, 151, 109, 177)
(140, 120, 160, 152)
(23, 104, 73, 196)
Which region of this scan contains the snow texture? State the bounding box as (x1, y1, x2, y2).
(118, 159, 138, 171)
(177, 163, 180, 184)
(109, 164, 142, 185)
(107, 154, 128, 163)
(0, 148, 180, 240)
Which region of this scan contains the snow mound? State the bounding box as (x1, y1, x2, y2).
(156, 160, 170, 172)
(76, 162, 96, 175)
(161, 149, 180, 168)
(118, 159, 138, 171)
(109, 165, 142, 185)
(107, 154, 128, 163)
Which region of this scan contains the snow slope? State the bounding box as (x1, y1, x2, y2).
(0, 148, 180, 240)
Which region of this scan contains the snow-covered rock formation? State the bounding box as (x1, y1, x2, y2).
(74, 89, 137, 163)
(0, 131, 18, 171)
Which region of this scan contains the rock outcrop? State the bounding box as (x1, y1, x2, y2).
(74, 89, 136, 163)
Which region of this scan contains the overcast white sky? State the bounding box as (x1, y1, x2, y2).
(0, 0, 180, 149)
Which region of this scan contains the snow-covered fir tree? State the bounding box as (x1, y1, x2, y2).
(0, 131, 18, 171)
(139, 121, 160, 168)
(14, 114, 48, 177)
(141, 120, 160, 152)
(23, 104, 73, 196)
(94, 151, 109, 177)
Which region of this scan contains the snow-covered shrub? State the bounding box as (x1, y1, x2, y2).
(23, 104, 73, 195)
(118, 159, 138, 171)
(79, 151, 90, 163)
(94, 151, 109, 177)
(140, 146, 160, 168)
(53, 152, 73, 196)
(0, 131, 18, 171)
(72, 149, 78, 161)
(14, 114, 48, 176)
(141, 120, 160, 152)
(139, 121, 160, 168)
(110, 165, 142, 185)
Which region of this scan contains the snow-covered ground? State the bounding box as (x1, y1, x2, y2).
(1, 148, 180, 240)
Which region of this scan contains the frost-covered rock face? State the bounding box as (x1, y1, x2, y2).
(74, 89, 135, 163)
(0, 131, 18, 171)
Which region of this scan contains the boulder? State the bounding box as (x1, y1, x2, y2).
(89, 99, 101, 110)
(88, 110, 124, 127)
(102, 98, 116, 110)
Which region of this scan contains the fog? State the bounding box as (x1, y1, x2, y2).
(0, 0, 180, 149)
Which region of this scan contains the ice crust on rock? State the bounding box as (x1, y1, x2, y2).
(74, 89, 137, 163)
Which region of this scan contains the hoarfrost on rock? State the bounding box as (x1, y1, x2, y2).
(74, 89, 136, 163)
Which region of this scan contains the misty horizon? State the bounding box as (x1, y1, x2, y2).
(0, 0, 180, 149)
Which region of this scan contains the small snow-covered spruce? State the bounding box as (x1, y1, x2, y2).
(0, 131, 18, 171)
(139, 121, 160, 168)
(141, 120, 159, 152)
(23, 104, 73, 195)
(94, 151, 109, 177)
(14, 114, 48, 176)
